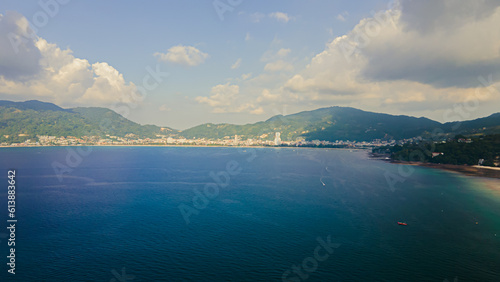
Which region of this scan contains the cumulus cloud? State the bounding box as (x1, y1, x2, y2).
(246, 11, 292, 24)
(264, 60, 294, 72)
(0, 11, 42, 79)
(159, 104, 171, 111)
(196, 45, 296, 114)
(249, 106, 264, 115)
(195, 83, 262, 114)
(276, 0, 500, 120)
(196, 83, 239, 110)
(269, 12, 292, 23)
(261, 48, 294, 72)
(261, 48, 291, 62)
(360, 0, 500, 88)
(276, 48, 291, 58)
(336, 11, 348, 22)
(256, 89, 281, 104)
(400, 0, 499, 33)
(0, 12, 139, 107)
(250, 12, 265, 23)
(231, 58, 242, 69)
(154, 45, 208, 67)
(241, 73, 252, 80)
(77, 61, 138, 105)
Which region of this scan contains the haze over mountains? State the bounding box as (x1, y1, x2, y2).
(1, 100, 499, 143)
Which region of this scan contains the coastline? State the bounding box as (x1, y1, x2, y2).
(0, 144, 366, 150)
(0, 144, 368, 152)
(475, 177, 500, 197)
(390, 160, 500, 179)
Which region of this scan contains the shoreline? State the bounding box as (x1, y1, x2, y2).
(390, 160, 500, 179)
(0, 144, 367, 150)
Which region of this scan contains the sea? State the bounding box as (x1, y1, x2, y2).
(0, 146, 499, 281)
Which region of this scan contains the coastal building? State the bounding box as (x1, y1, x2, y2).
(274, 132, 281, 146)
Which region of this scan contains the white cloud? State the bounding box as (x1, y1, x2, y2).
(154, 45, 208, 67)
(245, 32, 251, 41)
(270, 0, 500, 120)
(276, 48, 291, 58)
(359, 2, 500, 88)
(399, 0, 499, 33)
(0, 11, 42, 79)
(241, 73, 252, 80)
(195, 83, 263, 114)
(264, 60, 294, 72)
(159, 104, 171, 111)
(77, 61, 138, 105)
(260, 48, 294, 73)
(195, 83, 239, 112)
(250, 107, 264, 115)
(256, 89, 281, 104)
(250, 12, 265, 23)
(231, 58, 242, 69)
(0, 13, 139, 107)
(269, 12, 291, 23)
(336, 11, 348, 22)
(261, 48, 291, 62)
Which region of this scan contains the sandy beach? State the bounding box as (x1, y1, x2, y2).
(477, 177, 500, 193)
(389, 160, 500, 179)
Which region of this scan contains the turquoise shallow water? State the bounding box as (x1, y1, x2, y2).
(0, 147, 499, 281)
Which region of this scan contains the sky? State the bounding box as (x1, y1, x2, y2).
(0, 0, 499, 130)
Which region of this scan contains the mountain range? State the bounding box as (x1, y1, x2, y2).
(1, 100, 499, 143)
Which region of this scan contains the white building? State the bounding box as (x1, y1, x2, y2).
(274, 132, 281, 146)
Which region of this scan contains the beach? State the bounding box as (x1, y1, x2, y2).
(388, 160, 500, 179)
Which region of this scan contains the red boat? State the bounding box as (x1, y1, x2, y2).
(397, 222, 408, 226)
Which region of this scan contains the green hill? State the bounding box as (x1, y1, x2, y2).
(443, 113, 500, 136)
(72, 107, 168, 137)
(180, 107, 443, 141)
(0, 100, 71, 112)
(0, 100, 176, 143)
(388, 134, 500, 166)
(0, 100, 499, 144)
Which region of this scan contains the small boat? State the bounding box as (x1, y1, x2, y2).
(397, 222, 408, 226)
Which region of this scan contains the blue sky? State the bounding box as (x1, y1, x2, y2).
(1, 0, 500, 129)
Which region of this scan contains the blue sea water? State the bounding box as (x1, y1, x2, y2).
(0, 146, 499, 281)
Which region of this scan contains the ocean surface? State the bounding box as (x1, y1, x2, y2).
(0, 146, 499, 281)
